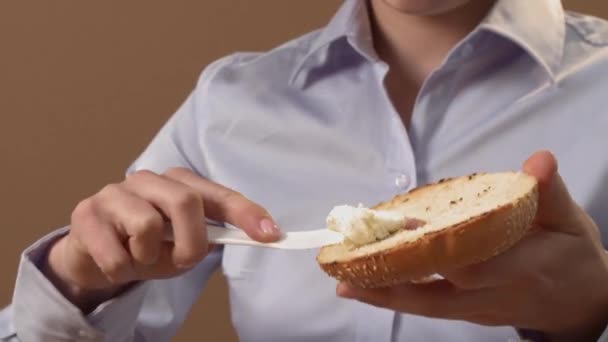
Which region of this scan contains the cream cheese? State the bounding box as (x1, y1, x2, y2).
(326, 204, 408, 248)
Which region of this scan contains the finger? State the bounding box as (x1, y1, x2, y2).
(441, 228, 537, 288)
(441, 262, 501, 289)
(124, 170, 207, 268)
(441, 228, 571, 289)
(164, 167, 282, 242)
(71, 204, 137, 285)
(337, 280, 494, 321)
(133, 240, 191, 279)
(522, 151, 583, 234)
(96, 183, 165, 265)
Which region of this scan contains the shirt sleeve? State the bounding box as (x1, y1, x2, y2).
(126, 55, 233, 177)
(6, 228, 149, 342)
(1, 56, 236, 342)
(2, 228, 223, 342)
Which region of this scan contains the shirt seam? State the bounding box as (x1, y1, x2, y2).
(565, 15, 608, 47)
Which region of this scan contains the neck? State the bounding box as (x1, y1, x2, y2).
(369, 0, 497, 84)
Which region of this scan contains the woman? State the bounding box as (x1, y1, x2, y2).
(2, 0, 608, 341)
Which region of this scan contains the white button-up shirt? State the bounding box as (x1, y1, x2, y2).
(2, 0, 608, 341)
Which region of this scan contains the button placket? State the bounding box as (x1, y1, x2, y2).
(371, 59, 417, 196)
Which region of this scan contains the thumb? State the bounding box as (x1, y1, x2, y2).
(522, 150, 582, 233)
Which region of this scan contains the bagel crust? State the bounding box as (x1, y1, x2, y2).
(317, 172, 539, 288)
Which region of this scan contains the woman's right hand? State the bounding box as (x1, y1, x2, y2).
(44, 167, 281, 311)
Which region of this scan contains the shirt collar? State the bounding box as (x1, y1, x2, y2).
(289, 0, 377, 86)
(479, 0, 565, 82)
(289, 0, 565, 86)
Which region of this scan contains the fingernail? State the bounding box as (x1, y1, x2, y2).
(259, 218, 281, 236)
(336, 283, 354, 298)
(177, 262, 197, 270)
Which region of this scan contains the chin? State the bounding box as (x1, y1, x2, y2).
(379, 0, 473, 15)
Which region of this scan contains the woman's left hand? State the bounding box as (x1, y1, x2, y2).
(337, 151, 608, 341)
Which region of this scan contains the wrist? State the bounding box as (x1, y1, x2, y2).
(42, 235, 129, 313)
(547, 264, 608, 341)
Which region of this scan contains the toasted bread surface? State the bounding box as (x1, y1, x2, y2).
(317, 172, 538, 288)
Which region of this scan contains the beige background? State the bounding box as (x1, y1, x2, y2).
(0, 1, 605, 341)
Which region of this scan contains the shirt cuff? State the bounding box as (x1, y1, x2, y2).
(11, 227, 150, 342)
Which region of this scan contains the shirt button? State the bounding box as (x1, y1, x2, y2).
(394, 173, 410, 191)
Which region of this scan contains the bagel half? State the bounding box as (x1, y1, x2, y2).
(317, 172, 538, 288)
